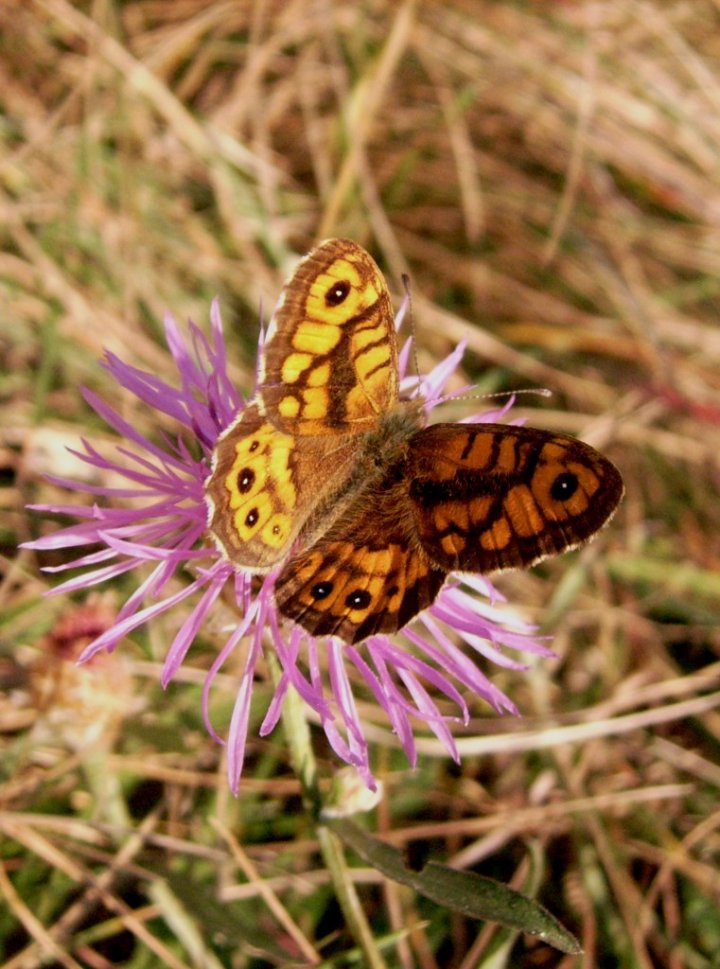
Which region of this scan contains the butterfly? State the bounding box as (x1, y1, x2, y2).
(205, 238, 623, 644)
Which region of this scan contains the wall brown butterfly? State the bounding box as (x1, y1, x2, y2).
(205, 239, 623, 644)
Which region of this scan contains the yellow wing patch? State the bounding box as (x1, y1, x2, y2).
(259, 238, 399, 433)
(206, 407, 298, 570)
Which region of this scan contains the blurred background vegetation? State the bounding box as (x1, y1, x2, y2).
(2, 1, 720, 966)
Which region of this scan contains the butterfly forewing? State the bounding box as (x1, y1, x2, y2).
(260, 238, 399, 434)
(405, 423, 624, 574)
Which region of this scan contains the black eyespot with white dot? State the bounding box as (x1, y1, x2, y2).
(325, 280, 351, 307)
(245, 508, 259, 527)
(311, 581, 334, 600)
(237, 468, 255, 493)
(550, 472, 579, 502)
(345, 589, 372, 611)
(249, 439, 260, 452)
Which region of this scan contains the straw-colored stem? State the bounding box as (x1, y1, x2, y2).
(268, 653, 388, 969)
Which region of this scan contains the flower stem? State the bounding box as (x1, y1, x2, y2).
(269, 653, 388, 969)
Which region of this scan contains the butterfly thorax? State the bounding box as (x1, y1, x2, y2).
(286, 397, 427, 558)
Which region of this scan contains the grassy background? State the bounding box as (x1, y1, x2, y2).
(3, 1, 720, 966)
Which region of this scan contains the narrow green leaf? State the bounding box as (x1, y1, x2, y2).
(325, 817, 582, 955)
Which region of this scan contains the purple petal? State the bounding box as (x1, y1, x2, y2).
(227, 651, 259, 794)
(420, 337, 468, 403)
(161, 578, 225, 686)
(348, 647, 417, 765)
(203, 602, 261, 744)
(78, 576, 209, 659)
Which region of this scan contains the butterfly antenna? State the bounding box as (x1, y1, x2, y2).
(257, 297, 266, 345)
(482, 387, 553, 402)
(401, 272, 423, 397)
(425, 386, 553, 411)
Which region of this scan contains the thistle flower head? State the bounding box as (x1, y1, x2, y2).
(25, 299, 553, 792)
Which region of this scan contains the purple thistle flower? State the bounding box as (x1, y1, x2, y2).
(25, 299, 553, 793)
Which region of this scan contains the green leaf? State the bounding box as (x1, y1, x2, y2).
(325, 817, 581, 955)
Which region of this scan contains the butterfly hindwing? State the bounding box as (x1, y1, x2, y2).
(274, 498, 445, 643)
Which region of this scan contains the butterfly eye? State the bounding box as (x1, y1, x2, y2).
(550, 472, 579, 502)
(325, 280, 351, 306)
